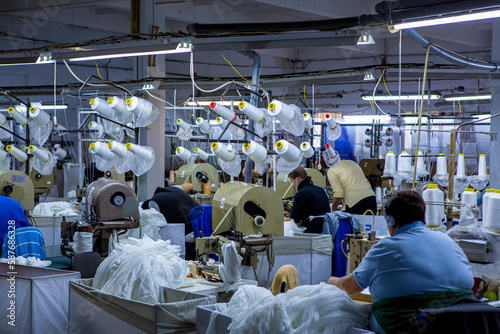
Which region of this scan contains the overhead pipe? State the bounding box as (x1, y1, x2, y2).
(404, 29, 498, 72)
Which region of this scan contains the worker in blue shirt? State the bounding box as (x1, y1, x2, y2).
(328, 191, 473, 333)
(286, 166, 330, 233)
(0, 195, 30, 248)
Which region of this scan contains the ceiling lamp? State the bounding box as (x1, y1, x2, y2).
(357, 31, 375, 45)
(361, 94, 441, 101)
(443, 94, 491, 101)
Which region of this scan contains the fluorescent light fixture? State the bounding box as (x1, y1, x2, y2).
(393, 9, 500, 30)
(363, 71, 375, 81)
(362, 94, 441, 101)
(39, 105, 68, 110)
(342, 115, 391, 123)
(357, 31, 375, 45)
(472, 114, 491, 123)
(443, 94, 491, 101)
(187, 101, 234, 106)
(141, 83, 156, 90)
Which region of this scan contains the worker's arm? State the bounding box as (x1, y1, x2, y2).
(331, 197, 343, 211)
(328, 274, 363, 296)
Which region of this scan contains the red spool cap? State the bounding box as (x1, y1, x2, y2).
(209, 102, 216, 109)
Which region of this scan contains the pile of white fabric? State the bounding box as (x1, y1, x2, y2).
(122, 207, 168, 240)
(207, 284, 370, 334)
(93, 236, 189, 304)
(33, 201, 80, 217)
(0, 256, 51, 267)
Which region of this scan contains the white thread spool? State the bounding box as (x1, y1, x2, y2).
(126, 96, 157, 117)
(436, 153, 447, 175)
(242, 140, 267, 163)
(107, 141, 128, 158)
(267, 100, 294, 123)
(324, 114, 338, 130)
(482, 189, 496, 226)
(0, 113, 7, 126)
(175, 146, 192, 161)
(211, 142, 235, 162)
(460, 188, 477, 223)
(196, 117, 212, 134)
(422, 184, 445, 227)
(375, 187, 382, 206)
(6, 145, 27, 162)
(126, 143, 154, 161)
(238, 101, 265, 122)
(275, 140, 301, 162)
(54, 123, 66, 131)
(8, 107, 28, 126)
(52, 144, 67, 159)
(177, 119, 191, 132)
(215, 117, 228, 130)
(28, 145, 50, 163)
(300, 142, 315, 158)
(89, 141, 113, 158)
(209, 102, 237, 121)
(416, 150, 426, 172)
(303, 113, 314, 129)
(194, 147, 209, 161)
(456, 154, 466, 178)
(88, 121, 104, 133)
(108, 96, 133, 122)
(397, 151, 411, 172)
(484, 191, 500, 231)
(29, 106, 51, 126)
(385, 151, 396, 175)
(89, 97, 115, 118)
(325, 143, 337, 159)
(478, 154, 487, 176)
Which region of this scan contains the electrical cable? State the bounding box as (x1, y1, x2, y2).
(303, 85, 311, 108)
(382, 74, 409, 113)
(341, 239, 350, 260)
(372, 69, 389, 115)
(145, 89, 176, 107)
(190, 51, 234, 94)
(360, 209, 375, 236)
(95, 61, 125, 99)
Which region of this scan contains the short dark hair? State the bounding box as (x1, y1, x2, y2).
(288, 166, 311, 182)
(385, 191, 426, 227)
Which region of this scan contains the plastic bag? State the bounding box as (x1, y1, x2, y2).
(73, 232, 93, 253)
(219, 241, 243, 284)
(122, 208, 167, 240)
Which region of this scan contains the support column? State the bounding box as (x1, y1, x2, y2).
(134, 0, 166, 201)
(490, 19, 500, 188)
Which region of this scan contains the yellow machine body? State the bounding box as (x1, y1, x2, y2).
(175, 163, 219, 193)
(276, 168, 326, 200)
(0, 170, 34, 210)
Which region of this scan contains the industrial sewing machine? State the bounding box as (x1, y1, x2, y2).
(195, 181, 283, 282)
(61, 178, 140, 257)
(175, 163, 219, 194)
(29, 170, 55, 202)
(0, 170, 34, 210)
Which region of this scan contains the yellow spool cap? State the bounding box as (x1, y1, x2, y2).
(7, 107, 13, 113)
(107, 142, 113, 148)
(89, 99, 95, 105)
(301, 143, 308, 148)
(176, 148, 181, 153)
(89, 122, 94, 127)
(427, 184, 438, 189)
(268, 102, 276, 110)
(480, 154, 486, 157)
(28, 145, 35, 151)
(464, 188, 474, 192)
(194, 148, 199, 152)
(211, 142, 218, 150)
(495, 190, 500, 193)
(402, 151, 407, 153)
(486, 189, 496, 193)
(459, 154, 464, 156)
(89, 143, 95, 150)
(238, 101, 246, 109)
(20, 146, 25, 150)
(388, 151, 393, 153)
(126, 98, 132, 105)
(216, 117, 222, 123)
(243, 143, 250, 150)
(196, 117, 202, 123)
(107, 97, 113, 103)
(439, 153, 444, 156)
(176, 119, 182, 124)
(125, 143, 132, 150)
(276, 141, 283, 150)
(6, 145, 12, 151)
(29, 107, 36, 113)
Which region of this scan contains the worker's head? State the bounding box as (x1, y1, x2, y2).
(288, 166, 311, 188)
(384, 191, 426, 235)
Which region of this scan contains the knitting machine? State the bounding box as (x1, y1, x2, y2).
(175, 163, 219, 194)
(61, 178, 140, 257)
(195, 181, 282, 282)
(0, 170, 34, 210)
(29, 170, 55, 202)
(276, 168, 326, 200)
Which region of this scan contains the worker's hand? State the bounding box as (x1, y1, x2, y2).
(284, 211, 290, 221)
(328, 276, 339, 286)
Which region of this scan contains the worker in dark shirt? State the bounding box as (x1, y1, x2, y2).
(142, 183, 199, 235)
(287, 166, 331, 233)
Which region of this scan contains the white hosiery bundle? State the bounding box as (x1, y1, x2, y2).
(211, 142, 241, 177)
(8, 106, 28, 126)
(88, 121, 105, 138)
(6, 145, 27, 162)
(73, 232, 93, 253)
(422, 184, 445, 227)
(28, 106, 52, 146)
(194, 147, 210, 161)
(126, 96, 160, 128)
(89, 97, 115, 119)
(242, 140, 268, 163)
(275, 140, 302, 174)
(209, 102, 245, 139)
(384, 151, 396, 176)
(89, 141, 115, 171)
(108, 96, 133, 124)
(176, 119, 193, 141)
(29, 145, 57, 175)
(108, 141, 134, 174)
(460, 188, 478, 226)
(267, 100, 305, 136)
(324, 113, 342, 142)
(196, 117, 213, 135)
(323, 143, 340, 168)
(300, 142, 314, 158)
(126, 143, 155, 176)
(303, 113, 314, 129)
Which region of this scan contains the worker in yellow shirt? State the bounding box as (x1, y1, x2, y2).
(327, 159, 377, 214)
